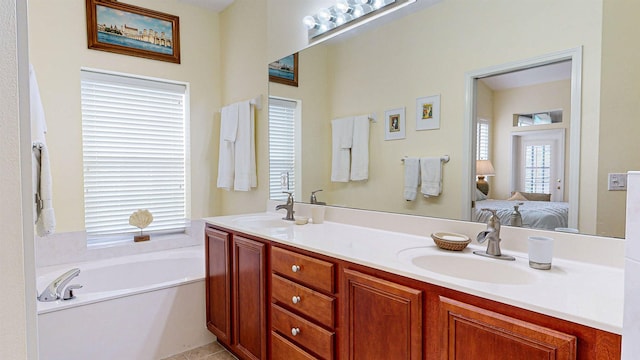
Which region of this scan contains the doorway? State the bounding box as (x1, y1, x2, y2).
(462, 47, 582, 230)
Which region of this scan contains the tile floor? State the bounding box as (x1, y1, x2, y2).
(162, 342, 237, 360)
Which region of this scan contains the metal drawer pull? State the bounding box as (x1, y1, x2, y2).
(292, 295, 301, 304)
(291, 327, 300, 336)
(291, 264, 301, 273)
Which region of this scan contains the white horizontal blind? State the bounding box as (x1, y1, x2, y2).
(81, 70, 187, 241)
(524, 144, 551, 193)
(269, 98, 297, 202)
(476, 119, 489, 160)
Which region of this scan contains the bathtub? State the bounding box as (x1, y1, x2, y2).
(37, 245, 215, 360)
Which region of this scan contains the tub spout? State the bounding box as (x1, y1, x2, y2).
(38, 268, 81, 302)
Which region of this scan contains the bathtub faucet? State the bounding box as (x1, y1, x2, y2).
(38, 268, 82, 302)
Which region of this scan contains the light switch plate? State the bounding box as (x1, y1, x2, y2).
(608, 173, 627, 191)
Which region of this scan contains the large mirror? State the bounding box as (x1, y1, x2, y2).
(268, 1, 633, 238)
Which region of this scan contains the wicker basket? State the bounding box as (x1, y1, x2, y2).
(431, 232, 471, 251)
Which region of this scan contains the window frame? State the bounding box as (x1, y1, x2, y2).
(80, 68, 191, 245)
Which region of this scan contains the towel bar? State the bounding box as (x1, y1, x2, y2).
(401, 155, 449, 163)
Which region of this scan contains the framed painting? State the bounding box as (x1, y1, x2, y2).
(269, 53, 299, 87)
(384, 107, 406, 141)
(416, 94, 441, 130)
(86, 0, 181, 64)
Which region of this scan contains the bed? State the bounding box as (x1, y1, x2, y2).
(473, 199, 569, 230)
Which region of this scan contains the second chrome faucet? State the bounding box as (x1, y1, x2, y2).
(474, 209, 515, 261)
(275, 191, 295, 221)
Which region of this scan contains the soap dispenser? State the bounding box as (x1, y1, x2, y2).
(510, 202, 523, 227)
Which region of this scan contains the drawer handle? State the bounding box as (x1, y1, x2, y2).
(292, 295, 301, 304)
(291, 264, 301, 273)
(291, 327, 300, 336)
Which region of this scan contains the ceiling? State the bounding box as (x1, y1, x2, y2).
(480, 60, 572, 91)
(178, 0, 235, 12)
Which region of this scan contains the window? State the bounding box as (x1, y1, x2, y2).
(268, 97, 299, 202)
(80, 69, 188, 243)
(476, 119, 489, 160)
(524, 144, 551, 193)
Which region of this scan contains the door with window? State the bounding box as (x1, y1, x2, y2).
(512, 129, 565, 201)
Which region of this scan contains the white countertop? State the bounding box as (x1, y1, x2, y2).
(204, 211, 624, 334)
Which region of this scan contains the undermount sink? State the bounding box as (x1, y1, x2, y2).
(232, 215, 293, 229)
(398, 248, 537, 285)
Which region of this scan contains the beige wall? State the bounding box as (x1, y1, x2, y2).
(491, 80, 571, 201)
(598, 0, 640, 238)
(216, 0, 270, 215)
(270, 0, 603, 222)
(28, 0, 222, 232)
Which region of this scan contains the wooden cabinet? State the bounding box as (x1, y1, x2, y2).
(341, 268, 423, 360)
(271, 246, 337, 359)
(205, 226, 267, 360)
(206, 224, 621, 360)
(438, 296, 577, 360)
(205, 227, 231, 343)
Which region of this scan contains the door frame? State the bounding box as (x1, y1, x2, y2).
(462, 47, 582, 230)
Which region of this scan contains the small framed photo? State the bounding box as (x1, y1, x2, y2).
(269, 53, 298, 87)
(384, 107, 406, 140)
(85, 0, 181, 64)
(416, 95, 441, 130)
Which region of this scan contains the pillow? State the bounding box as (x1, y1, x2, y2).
(521, 192, 551, 202)
(475, 188, 488, 201)
(508, 191, 551, 202)
(507, 191, 529, 201)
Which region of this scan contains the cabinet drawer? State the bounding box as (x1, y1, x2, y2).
(272, 274, 335, 328)
(272, 304, 334, 360)
(271, 331, 317, 360)
(271, 247, 335, 294)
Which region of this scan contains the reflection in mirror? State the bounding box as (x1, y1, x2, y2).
(470, 59, 577, 233)
(268, 1, 626, 238)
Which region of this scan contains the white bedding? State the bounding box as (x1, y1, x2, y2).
(473, 199, 569, 230)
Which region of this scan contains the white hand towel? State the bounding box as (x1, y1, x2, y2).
(350, 115, 370, 181)
(30, 64, 56, 235)
(216, 103, 238, 190)
(331, 117, 354, 182)
(234, 100, 257, 191)
(420, 157, 442, 197)
(403, 157, 420, 201)
(35, 145, 56, 236)
(220, 103, 238, 142)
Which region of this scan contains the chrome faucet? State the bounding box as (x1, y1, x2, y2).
(310, 189, 325, 205)
(473, 209, 515, 261)
(38, 268, 82, 302)
(276, 191, 295, 221)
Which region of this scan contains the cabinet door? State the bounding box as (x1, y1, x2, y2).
(342, 269, 423, 360)
(233, 236, 267, 360)
(205, 227, 231, 344)
(439, 296, 577, 360)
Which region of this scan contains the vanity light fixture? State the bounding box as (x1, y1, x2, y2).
(304, 0, 415, 44)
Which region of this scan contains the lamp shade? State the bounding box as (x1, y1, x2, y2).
(476, 160, 495, 176)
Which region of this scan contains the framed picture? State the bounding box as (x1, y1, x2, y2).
(86, 0, 181, 64)
(269, 53, 298, 87)
(416, 95, 441, 130)
(384, 107, 406, 140)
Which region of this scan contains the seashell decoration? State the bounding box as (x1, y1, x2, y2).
(129, 209, 153, 242)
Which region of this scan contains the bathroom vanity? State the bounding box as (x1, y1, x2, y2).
(204, 210, 622, 360)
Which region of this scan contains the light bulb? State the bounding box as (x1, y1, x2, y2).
(336, 0, 351, 13)
(317, 8, 335, 22)
(302, 15, 317, 29)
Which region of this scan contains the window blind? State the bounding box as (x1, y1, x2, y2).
(476, 119, 489, 160)
(524, 144, 551, 193)
(80, 70, 188, 241)
(268, 98, 297, 202)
